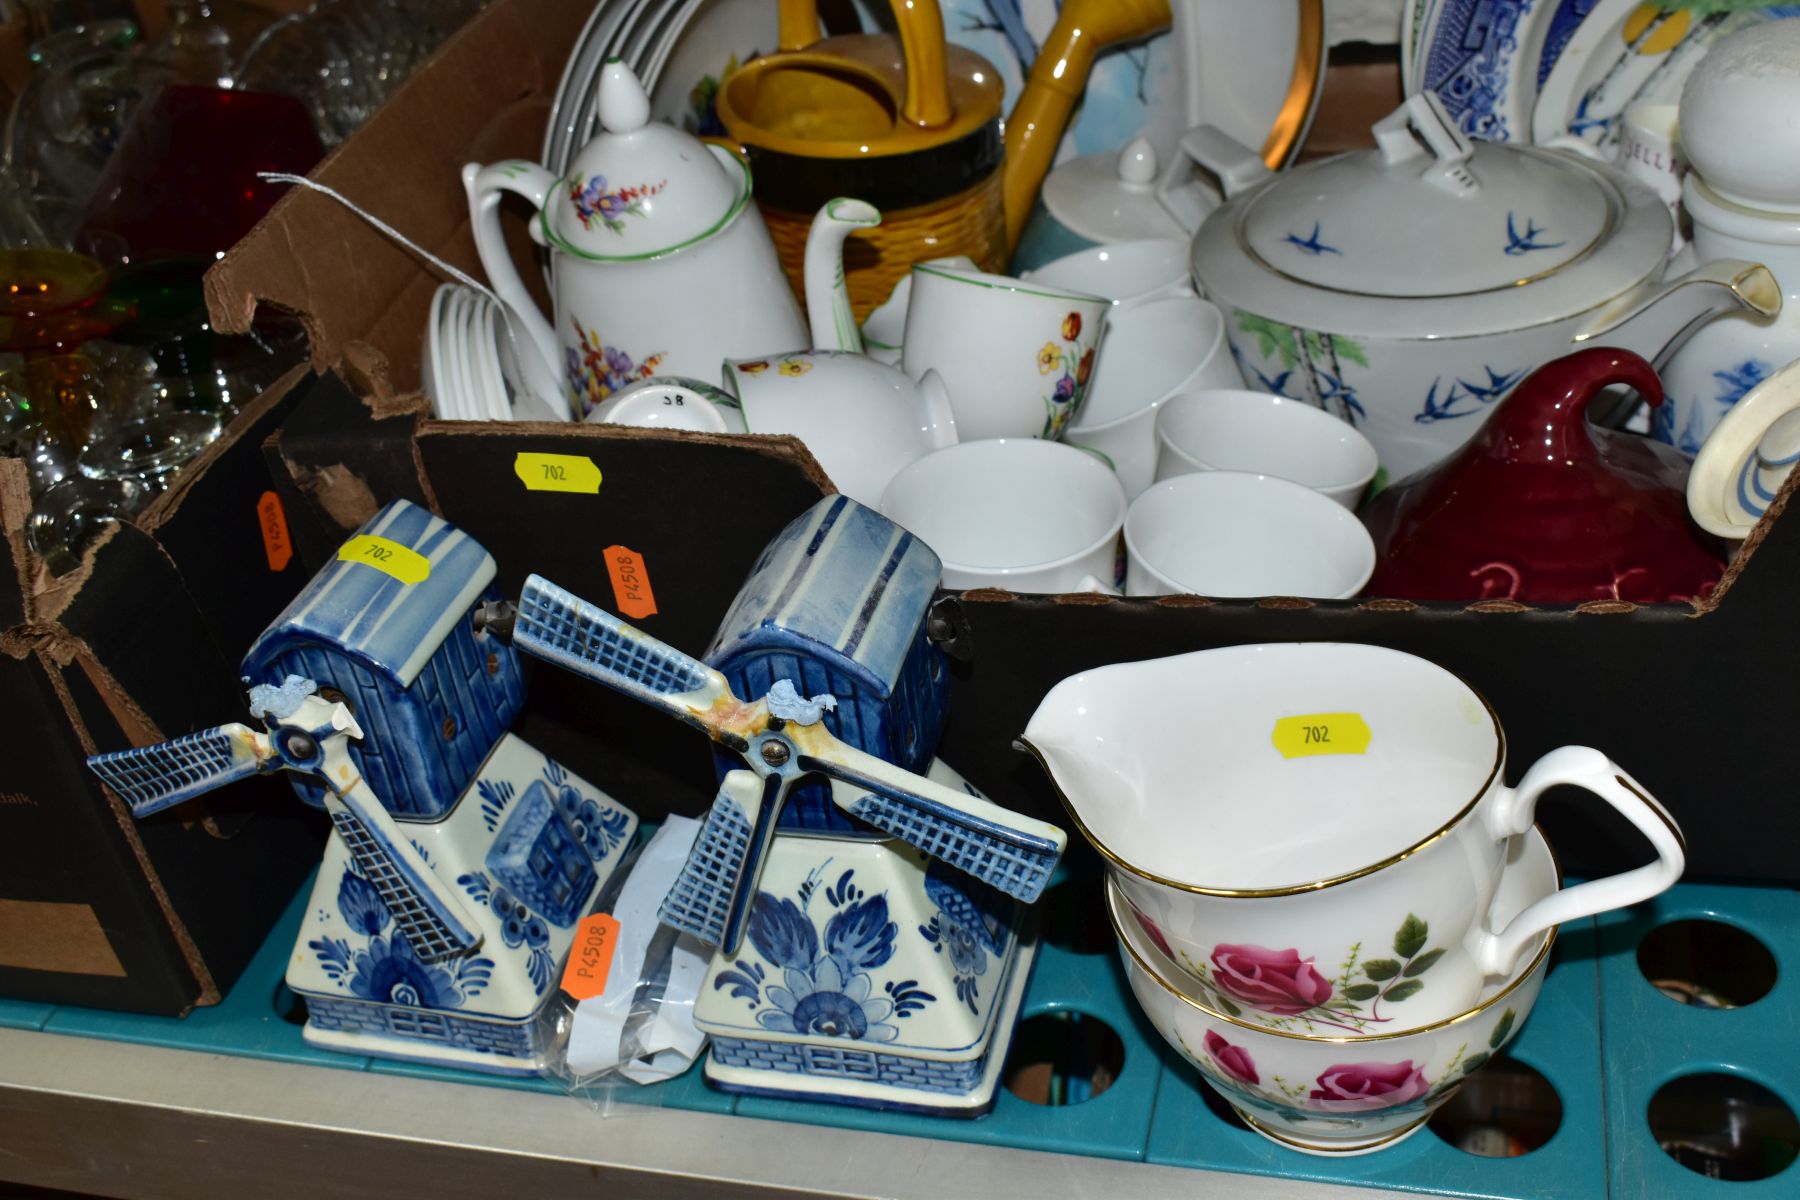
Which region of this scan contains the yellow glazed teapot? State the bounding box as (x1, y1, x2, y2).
(716, 0, 1171, 321)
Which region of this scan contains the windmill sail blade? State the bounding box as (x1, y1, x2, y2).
(658, 770, 786, 952)
(802, 743, 1066, 903)
(324, 788, 481, 963)
(87, 724, 269, 817)
(514, 574, 736, 737)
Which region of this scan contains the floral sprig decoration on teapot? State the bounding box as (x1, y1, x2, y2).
(570, 174, 668, 235)
(566, 316, 667, 416)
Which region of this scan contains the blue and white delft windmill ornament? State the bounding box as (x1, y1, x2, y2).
(87, 501, 637, 1075)
(487, 503, 1067, 959)
(683, 496, 1043, 1114)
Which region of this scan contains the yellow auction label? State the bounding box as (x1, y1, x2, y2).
(338, 535, 431, 585)
(515, 452, 601, 494)
(1272, 713, 1371, 759)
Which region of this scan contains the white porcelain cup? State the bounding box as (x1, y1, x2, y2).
(1022, 642, 1687, 1034)
(1021, 238, 1196, 308)
(879, 438, 1126, 593)
(1154, 389, 1380, 509)
(901, 261, 1111, 442)
(1064, 296, 1239, 499)
(859, 255, 978, 367)
(586, 375, 746, 432)
(723, 351, 957, 507)
(1124, 471, 1376, 598)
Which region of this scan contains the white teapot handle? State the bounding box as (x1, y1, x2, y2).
(463, 160, 561, 383)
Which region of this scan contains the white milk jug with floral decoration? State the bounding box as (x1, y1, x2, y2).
(466, 59, 807, 417)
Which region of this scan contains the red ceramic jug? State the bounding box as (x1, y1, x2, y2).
(1362, 347, 1727, 604)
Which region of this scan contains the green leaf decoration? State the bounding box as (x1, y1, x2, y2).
(1343, 983, 1381, 1001)
(1383, 979, 1425, 1003)
(1489, 1008, 1516, 1049)
(1460, 1052, 1490, 1077)
(1219, 994, 1242, 1017)
(1362, 958, 1402, 982)
(1333, 335, 1371, 369)
(1393, 914, 1430, 960)
(1235, 311, 1300, 368)
(1404, 948, 1447, 978)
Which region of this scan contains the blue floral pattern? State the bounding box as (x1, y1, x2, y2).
(477, 778, 514, 832)
(456, 870, 554, 994)
(1656, 359, 1771, 455)
(918, 860, 1009, 1013)
(547, 758, 632, 859)
(713, 863, 937, 1042)
(310, 866, 493, 1009)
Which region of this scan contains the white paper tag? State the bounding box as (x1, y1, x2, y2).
(565, 817, 708, 1079)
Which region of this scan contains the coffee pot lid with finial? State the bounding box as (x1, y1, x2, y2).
(545, 59, 749, 260)
(1680, 21, 1800, 217)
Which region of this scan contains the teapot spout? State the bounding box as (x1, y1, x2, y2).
(1576, 258, 1780, 369)
(803, 197, 882, 353)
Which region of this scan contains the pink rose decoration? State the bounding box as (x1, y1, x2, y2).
(1202, 1030, 1259, 1085)
(1308, 1060, 1432, 1112)
(1210, 943, 1334, 1015)
(1131, 905, 1176, 960)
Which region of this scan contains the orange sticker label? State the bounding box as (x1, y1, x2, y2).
(561, 912, 621, 1001)
(257, 491, 293, 572)
(605, 545, 657, 620)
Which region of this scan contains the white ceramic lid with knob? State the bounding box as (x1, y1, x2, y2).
(1041, 137, 1189, 244)
(1680, 21, 1800, 214)
(1183, 93, 1677, 339)
(544, 58, 749, 260)
(1239, 98, 1609, 296)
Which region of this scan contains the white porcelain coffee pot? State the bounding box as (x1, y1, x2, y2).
(466, 60, 814, 417)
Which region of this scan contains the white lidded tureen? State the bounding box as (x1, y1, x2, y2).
(1160, 93, 1780, 484)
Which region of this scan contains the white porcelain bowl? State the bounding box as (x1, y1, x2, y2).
(1154, 388, 1379, 509)
(1065, 295, 1238, 499)
(1123, 471, 1375, 597)
(1022, 238, 1196, 308)
(1105, 828, 1557, 1156)
(880, 438, 1126, 593)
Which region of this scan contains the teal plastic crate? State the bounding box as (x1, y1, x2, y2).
(20, 867, 1798, 1197)
(1594, 884, 1800, 1199)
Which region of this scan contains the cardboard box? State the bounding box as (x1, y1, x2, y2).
(0, 371, 326, 1014)
(213, 0, 1800, 885)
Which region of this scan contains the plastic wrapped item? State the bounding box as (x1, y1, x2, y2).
(544, 816, 711, 1115)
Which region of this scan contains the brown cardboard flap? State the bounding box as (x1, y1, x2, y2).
(0, 899, 128, 977)
(204, 0, 585, 390)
